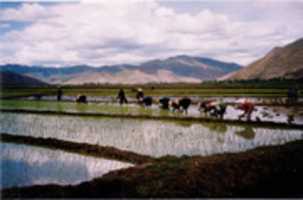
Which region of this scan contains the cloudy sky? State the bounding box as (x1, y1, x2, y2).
(0, 0, 302, 67)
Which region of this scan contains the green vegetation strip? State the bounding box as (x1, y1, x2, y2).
(1, 108, 303, 130)
(3, 139, 303, 198)
(1, 87, 302, 98)
(12, 98, 303, 107)
(0, 133, 154, 165)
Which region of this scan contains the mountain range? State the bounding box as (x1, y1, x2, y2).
(1, 37, 303, 86)
(0, 55, 241, 85)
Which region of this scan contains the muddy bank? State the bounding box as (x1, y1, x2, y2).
(2, 139, 303, 198)
(1, 108, 303, 129)
(0, 133, 153, 165)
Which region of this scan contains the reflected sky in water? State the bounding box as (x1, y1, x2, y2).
(0, 143, 132, 189)
(1, 113, 303, 157)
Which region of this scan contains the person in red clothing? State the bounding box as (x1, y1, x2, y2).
(170, 97, 191, 114)
(199, 99, 227, 119)
(237, 100, 255, 121)
(199, 99, 217, 115)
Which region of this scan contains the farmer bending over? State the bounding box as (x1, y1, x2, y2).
(237, 100, 255, 121)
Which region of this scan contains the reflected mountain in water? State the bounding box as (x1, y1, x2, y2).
(235, 127, 256, 139)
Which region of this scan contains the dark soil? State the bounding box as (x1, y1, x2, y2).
(2, 139, 303, 198)
(0, 133, 153, 165)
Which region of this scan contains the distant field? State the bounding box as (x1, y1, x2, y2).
(2, 79, 302, 98)
(1, 87, 302, 98)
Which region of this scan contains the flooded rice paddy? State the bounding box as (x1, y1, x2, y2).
(1, 98, 303, 191)
(1, 112, 302, 157)
(0, 143, 132, 189)
(1, 99, 303, 124)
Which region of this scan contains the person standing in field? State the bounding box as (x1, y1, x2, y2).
(117, 89, 128, 105)
(287, 86, 299, 104)
(293, 86, 299, 104)
(57, 87, 63, 101)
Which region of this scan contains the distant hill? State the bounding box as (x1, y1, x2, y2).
(0, 55, 241, 84)
(137, 55, 241, 80)
(64, 69, 201, 85)
(227, 38, 303, 80)
(0, 64, 96, 83)
(0, 71, 48, 87)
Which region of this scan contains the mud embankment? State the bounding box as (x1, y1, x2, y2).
(2, 139, 303, 198)
(0, 133, 153, 165)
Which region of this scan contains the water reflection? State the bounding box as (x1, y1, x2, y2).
(1, 113, 303, 158)
(0, 143, 132, 189)
(235, 126, 256, 139)
(1, 159, 89, 189)
(202, 122, 228, 134)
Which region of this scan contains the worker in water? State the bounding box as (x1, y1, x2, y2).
(136, 88, 144, 103)
(199, 99, 227, 119)
(293, 86, 299, 104)
(214, 100, 228, 119)
(57, 87, 63, 101)
(287, 87, 294, 104)
(237, 99, 256, 121)
(117, 89, 128, 105)
(159, 97, 170, 109)
(287, 86, 299, 104)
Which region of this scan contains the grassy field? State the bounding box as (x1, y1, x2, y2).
(0, 99, 159, 115)
(2, 79, 302, 98)
(2, 99, 303, 129)
(1, 87, 302, 98)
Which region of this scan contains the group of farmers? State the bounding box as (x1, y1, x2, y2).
(55, 87, 299, 121)
(116, 88, 256, 120)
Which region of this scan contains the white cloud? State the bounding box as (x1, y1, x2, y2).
(0, 0, 302, 67)
(0, 3, 52, 22)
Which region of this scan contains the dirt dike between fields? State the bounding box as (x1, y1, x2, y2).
(0, 133, 153, 165)
(2, 137, 303, 198)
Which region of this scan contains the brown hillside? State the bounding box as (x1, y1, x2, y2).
(229, 38, 303, 80)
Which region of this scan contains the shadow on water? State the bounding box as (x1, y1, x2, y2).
(171, 120, 193, 127)
(201, 122, 228, 134)
(235, 126, 256, 140)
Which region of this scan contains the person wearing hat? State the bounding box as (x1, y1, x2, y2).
(136, 88, 144, 103)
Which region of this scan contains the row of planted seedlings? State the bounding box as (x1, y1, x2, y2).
(1, 98, 303, 126)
